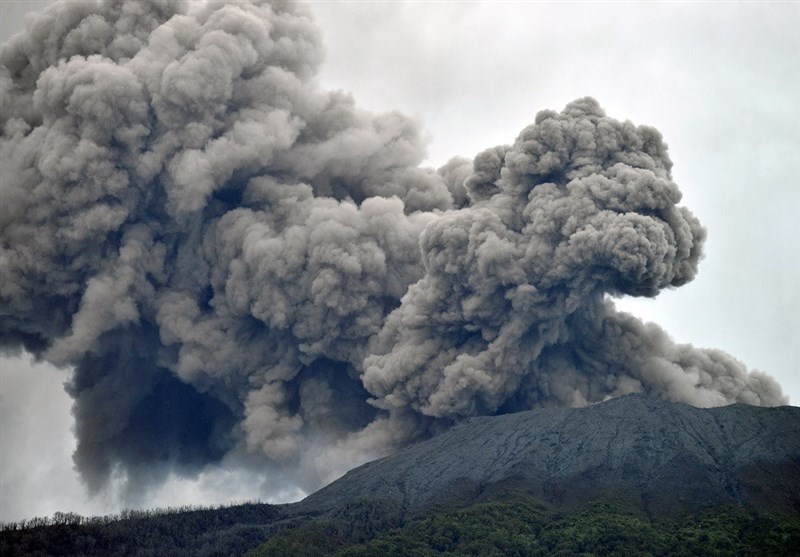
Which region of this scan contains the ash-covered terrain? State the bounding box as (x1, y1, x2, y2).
(300, 393, 800, 518)
(3, 395, 798, 556)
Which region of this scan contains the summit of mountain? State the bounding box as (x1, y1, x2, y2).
(298, 393, 800, 519)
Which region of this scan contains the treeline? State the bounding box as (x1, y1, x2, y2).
(4, 495, 800, 556)
(1, 502, 263, 531)
(0, 502, 286, 557)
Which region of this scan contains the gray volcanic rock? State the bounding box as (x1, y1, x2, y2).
(299, 394, 800, 518)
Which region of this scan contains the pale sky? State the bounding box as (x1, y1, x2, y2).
(1, 0, 798, 522)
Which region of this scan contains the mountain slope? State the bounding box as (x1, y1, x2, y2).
(300, 394, 800, 518)
(4, 394, 799, 556)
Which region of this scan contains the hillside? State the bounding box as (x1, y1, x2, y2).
(299, 394, 800, 519)
(248, 497, 800, 557)
(3, 394, 799, 556)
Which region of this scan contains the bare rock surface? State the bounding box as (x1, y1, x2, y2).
(298, 394, 800, 517)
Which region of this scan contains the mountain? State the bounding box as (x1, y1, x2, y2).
(3, 394, 799, 556)
(299, 393, 800, 518)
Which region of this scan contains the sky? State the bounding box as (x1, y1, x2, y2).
(0, 0, 798, 523)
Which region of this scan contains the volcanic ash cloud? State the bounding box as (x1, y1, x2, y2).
(0, 0, 785, 498)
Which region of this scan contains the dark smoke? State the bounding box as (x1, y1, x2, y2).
(0, 0, 785, 499)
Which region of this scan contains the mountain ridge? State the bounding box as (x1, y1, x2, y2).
(4, 394, 798, 556)
(298, 393, 800, 519)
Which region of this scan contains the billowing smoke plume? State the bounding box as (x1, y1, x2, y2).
(0, 0, 785, 499)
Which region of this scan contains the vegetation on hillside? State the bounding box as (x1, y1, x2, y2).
(0, 502, 284, 557)
(247, 497, 800, 557)
(3, 495, 799, 556)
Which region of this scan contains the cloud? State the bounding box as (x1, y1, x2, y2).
(0, 0, 785, 504)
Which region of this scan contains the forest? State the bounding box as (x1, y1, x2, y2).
(1, 502, 284, 556)
(248, 496, 800, 557)
(3, 495, 799, 557)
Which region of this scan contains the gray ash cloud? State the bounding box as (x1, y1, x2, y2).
(0, 0, 785, 499)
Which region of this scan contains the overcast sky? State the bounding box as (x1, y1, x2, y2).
(1, 0, 798, 523)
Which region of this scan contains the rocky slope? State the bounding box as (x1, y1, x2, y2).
(299, 394, 800, 519)
(5, 394, 798, 556)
